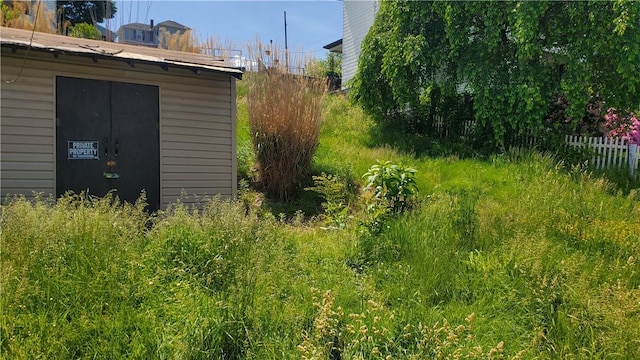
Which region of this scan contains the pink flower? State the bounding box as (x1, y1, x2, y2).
(603, 107, 639, 144)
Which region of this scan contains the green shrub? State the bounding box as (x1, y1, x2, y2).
(363, 160, 418, 214)
(68, 22, 102, 40)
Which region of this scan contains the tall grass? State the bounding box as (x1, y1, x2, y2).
(0, 193, 267, 359)
(155, 29, 240, 58)
(246, 43, 326, 201)
(1, 0, 57, 33)
(157, 28, 200, 53)
(2, 94, 640, 358)
(0, 193, 150, 358)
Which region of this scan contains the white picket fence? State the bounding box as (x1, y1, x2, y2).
(433, 115, 474, 138)
(430, 119, 640, 176)
(565, 135, 640, 177)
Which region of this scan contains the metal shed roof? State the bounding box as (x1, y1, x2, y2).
(0, 27, 243, 79)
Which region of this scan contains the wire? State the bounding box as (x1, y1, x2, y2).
(3, 0, 41, 84)
(144, 1, 152, 25)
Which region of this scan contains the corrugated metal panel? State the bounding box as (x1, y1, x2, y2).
(342, 0, 378, 89)
(0, 51, 237, 208)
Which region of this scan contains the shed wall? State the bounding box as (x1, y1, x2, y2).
(0, 51, 237, 208)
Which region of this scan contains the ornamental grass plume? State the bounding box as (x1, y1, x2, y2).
(2, 0, 57, 33)
(247, 41, 327, 201)
(157, 29, 200, 53)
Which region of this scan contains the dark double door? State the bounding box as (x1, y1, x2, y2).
(56, 76, 160, 211)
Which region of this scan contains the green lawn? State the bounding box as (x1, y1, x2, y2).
(1, 89, 639, 359)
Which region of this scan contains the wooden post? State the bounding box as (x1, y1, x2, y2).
(284, 11, 289, 73)
(629, 143, 638, 178)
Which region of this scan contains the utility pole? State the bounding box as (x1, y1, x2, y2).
(284, 11, 289, 72)
(106, 0, 111, 41)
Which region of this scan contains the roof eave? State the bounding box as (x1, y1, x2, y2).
(1, 41, 243, 79)
(323, 39, 343, 53)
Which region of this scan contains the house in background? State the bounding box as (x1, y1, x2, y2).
(117, 19, 190, 48)
(323, 38, 342, 54)
(151, 20, 191, 36)
(117, 21, 156, 46)
(342, 1, 377, 89)
(96, 24, 116, 42)
(322, 39, 343, 92)
(324, 1, 378, 90)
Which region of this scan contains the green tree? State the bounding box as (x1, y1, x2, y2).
(56, 1, 116, 27)
(305, 52, 343, 78)
(351, 0, 640, 147)
(325, 52, 342, 78)
(69, 22, 102, 40)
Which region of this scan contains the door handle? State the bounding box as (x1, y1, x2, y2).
(114, 140, 119, 157)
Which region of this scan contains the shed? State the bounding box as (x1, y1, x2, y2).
(1, 27, 243, 211)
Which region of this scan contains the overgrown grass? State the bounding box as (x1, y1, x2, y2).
(2, 92, 639, 359)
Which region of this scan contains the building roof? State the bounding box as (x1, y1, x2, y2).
(323, 39, 343, 54)
(0, 27, 243, 79)
(118, 22, 152, 32)
(155, 20, 190, 30)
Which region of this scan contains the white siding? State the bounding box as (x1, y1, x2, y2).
(342, 0, 378, 89)
(0, 50, 237, 208)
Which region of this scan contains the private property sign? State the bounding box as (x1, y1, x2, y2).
(68, 141, 99, 160)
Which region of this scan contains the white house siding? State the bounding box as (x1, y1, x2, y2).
(342, 0, 378, 89)
(0, 50, 237, 208)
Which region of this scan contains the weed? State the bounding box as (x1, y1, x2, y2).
(363, 160, 418, 214)
(298, 288, 514, 359)
(297, 288, 344, 360)
(306, 172, 357, 228)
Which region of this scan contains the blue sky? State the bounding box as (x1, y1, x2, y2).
(107, 1, 343, 59)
